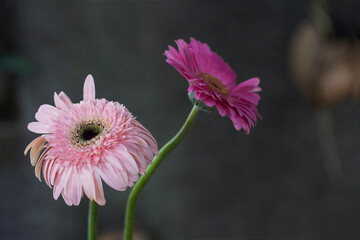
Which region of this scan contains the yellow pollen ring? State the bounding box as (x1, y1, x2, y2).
(201, 73, 229, 95)
(71, 120, 106, 147)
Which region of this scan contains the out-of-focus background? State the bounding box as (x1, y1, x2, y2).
(1, 0, 360, 239)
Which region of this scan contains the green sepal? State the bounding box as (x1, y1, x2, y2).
(188, 92, 215, 113)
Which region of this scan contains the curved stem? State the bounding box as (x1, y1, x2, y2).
(123, 105, 200, 240)
(88, 200, 98, 240)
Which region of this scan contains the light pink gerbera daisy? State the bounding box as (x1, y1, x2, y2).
(164, 38, 261, 133)
(24, 75, 158, 206)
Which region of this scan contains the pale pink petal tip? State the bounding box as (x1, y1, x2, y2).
(25, 75, 158, 206)
(83, 74, 96, 101)
(54, 93, 67, 109)
(28, 122, 51, 134)
(164, 38, 261, 133)
(59, 92, 72, 106)
(54, 91, 73, 109)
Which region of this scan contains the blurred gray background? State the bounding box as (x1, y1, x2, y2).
(1, 0, 360, 239)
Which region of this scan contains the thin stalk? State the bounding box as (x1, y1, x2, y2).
(88, 200, 98, 240)
(123, 105, 200, 240)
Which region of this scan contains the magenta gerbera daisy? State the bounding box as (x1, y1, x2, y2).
(24, 75, 158, 206)
(164, 38, 261, 133)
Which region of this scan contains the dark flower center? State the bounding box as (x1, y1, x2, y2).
(72, 121, 105, 146)
(79, 125, 103, 141)
(201, 73, 229, 95)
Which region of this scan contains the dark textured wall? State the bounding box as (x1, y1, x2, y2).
(1, 0, 360, 239)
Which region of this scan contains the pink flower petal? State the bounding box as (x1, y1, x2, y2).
(25, 75, 158, 205)
(92, 171, 106, 206)
(231, 77, 261, 95)
(49, 162, 60, 186)
(28, 122, 51, 134)
(165, 38, 261, 133)
(58, 91, 73, 108)
(97, 163, 128, 191)
(53, 167, 73, 200)
(112, 147, 139, 175)
(54, 92, 73, 110)
(80, 166, 96, 201)
(83, 74, 96, 101)
(63, 169, 82, 206)
(35, 104, 59, 123)
(43, 159, 54, 187)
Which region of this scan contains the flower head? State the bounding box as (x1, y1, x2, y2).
(25, 75, 158, 206)
(164, 38, 261, 133)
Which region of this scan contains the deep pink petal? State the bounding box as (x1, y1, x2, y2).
(165, 38, 261, 133)
(231, 77, 261, 94)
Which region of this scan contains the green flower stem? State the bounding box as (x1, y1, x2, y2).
(123, 105, 200, 240)
(88, 200, 98, 240)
